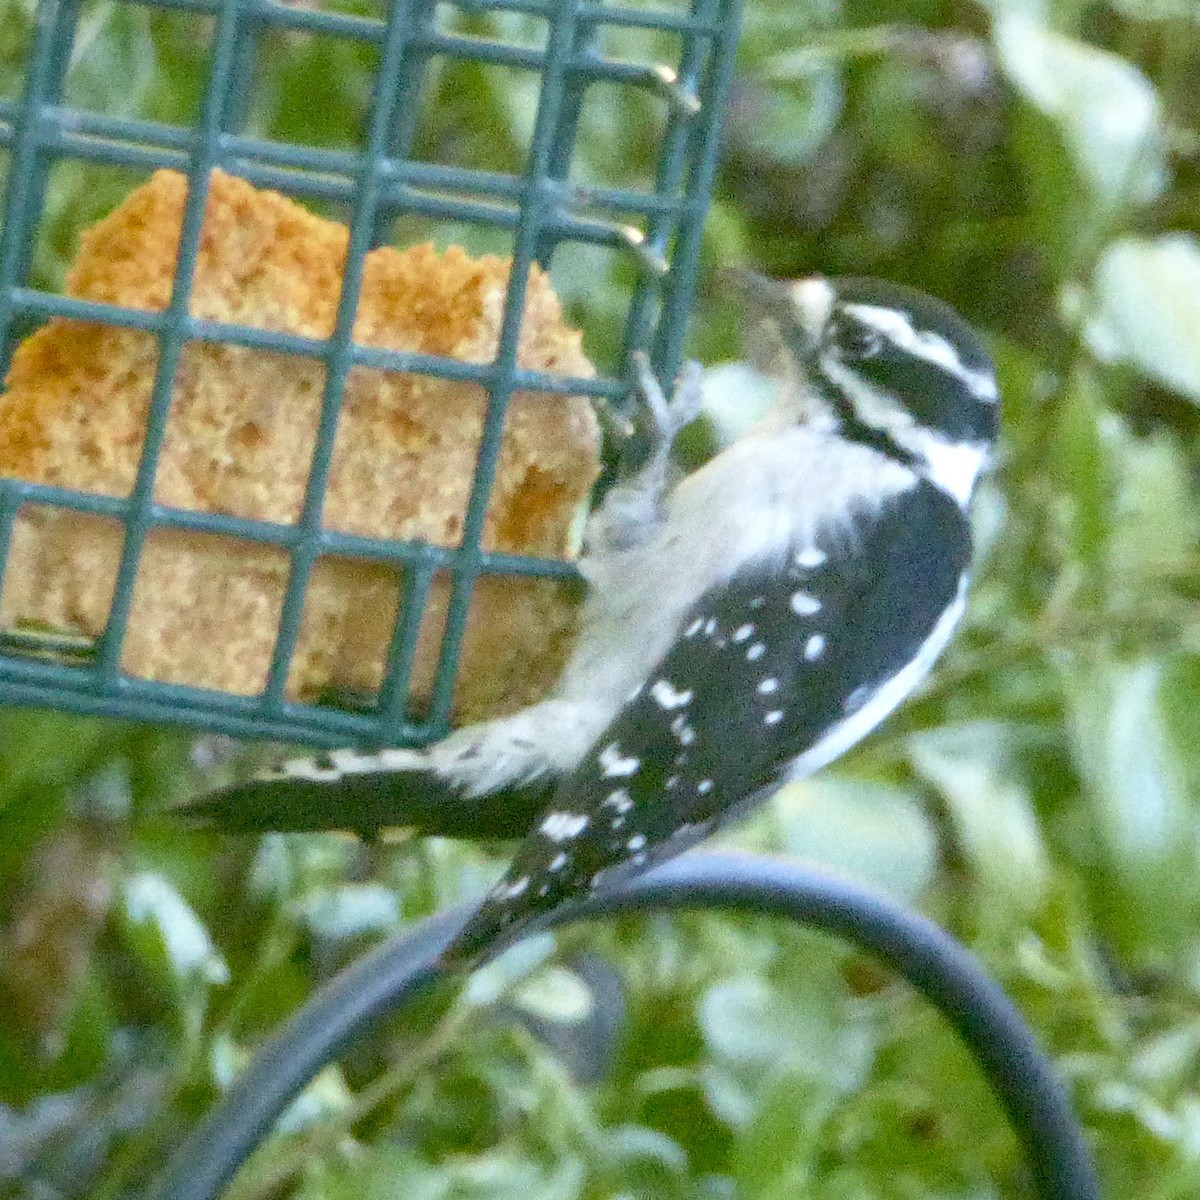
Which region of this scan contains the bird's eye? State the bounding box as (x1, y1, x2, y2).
(832, 321, 883, 360)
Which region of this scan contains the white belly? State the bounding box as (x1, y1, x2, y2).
(555, 427, 917, 722)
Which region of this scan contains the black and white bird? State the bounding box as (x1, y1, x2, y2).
(182, 272, 999, 967)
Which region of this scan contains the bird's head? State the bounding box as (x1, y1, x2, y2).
(733, 270, 999, 505)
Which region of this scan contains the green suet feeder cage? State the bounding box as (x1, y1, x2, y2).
(0, 0, 743, 749)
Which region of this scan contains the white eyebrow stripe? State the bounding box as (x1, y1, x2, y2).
(843, 302, 998, 401)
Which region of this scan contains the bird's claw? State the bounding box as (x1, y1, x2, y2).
(629, 351, 704, 451)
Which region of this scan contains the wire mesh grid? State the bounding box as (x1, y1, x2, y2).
(0, 0, 742, 748)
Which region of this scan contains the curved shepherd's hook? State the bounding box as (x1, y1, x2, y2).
(147, 853, 1099, 1200)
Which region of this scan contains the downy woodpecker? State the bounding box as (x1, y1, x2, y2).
(182, 272, 999, 966)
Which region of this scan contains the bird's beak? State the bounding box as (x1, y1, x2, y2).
(720, 269, 835, 431)
(723, 268, 830, 358)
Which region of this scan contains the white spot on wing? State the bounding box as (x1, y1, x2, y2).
(540, 811, 589, 840)
(747, 642, 765, 661)
(795, 546, 827, 569)
(281, 760, 339, 782)
(376, 748, 424, 770)
(497, 876, 529, 899)
(758, 677, 780, 694)
(671, 714, 696, 745)
(733, 624, 755, 642)
(697, 779, 714, 794)
(804, 634, 826, 661)
(790, 591, 821, 616)
(627, 834, 646, 851)
(328, 748, 410, 774)
(650, 679, 693, 710)
(602, 788, 633, 813)
(764, 710, 784, 725)
(549, 853, 569, 872)
(598, 741, 640, 778)
(282, 746, 427, 782)
(787, 573, 971, 781)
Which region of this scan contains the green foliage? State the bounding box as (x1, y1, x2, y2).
(2, 0, 1200, 1196)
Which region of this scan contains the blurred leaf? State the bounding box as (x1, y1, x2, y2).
(1069, 658, 1192, 863)
(602, 1123, 689, 1175)
(1053, 366, 1112, 595)
(295, 1148, 452, 1200)
(1063, 655, 1200, 965)
(0, 0, 33, 101)
(734, 71, 844, 168)
(301, 882, 400, 942)
(1107, 0, 1197, 17)
(698, 975, 874, 1095)
(700, 969, 875, 1198)
(276, 1064, 355, 1136)
(909, 721, 1052, 922)
(992, 13, 1166, 210)
(249, 832, 359, 904)
(840, 1000, 1020, 1191)
(770, 775, 938, 902)
(432, 1153, 586, 1200)
(208, 1029, 243, 1092)
(510, 966, 594, 1026)
(700, 361, 780, 448)
(1160, 660, 1200, 802)
(1084, 235, 1200, 404)
(253, 32, 374, 153)
(1128, 1023, 1200, 1094)
(732, 1068, 827, 1198)
(120, 872, 229, 1030)
(64, 3, 156, 117)
(461, 933, 556, 1009)
(0, 712, 113, 807)
(1107, 423, 1199, 595)
(701, 976, 800, 1071)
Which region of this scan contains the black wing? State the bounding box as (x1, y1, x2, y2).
(444, 478, 971, 962)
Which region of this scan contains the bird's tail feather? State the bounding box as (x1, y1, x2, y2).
(177, 755, 555, 841)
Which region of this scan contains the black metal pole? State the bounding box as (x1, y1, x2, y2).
(147, 852, 1099, 1200)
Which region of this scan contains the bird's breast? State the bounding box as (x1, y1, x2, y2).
(557, 429, 916, 716)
